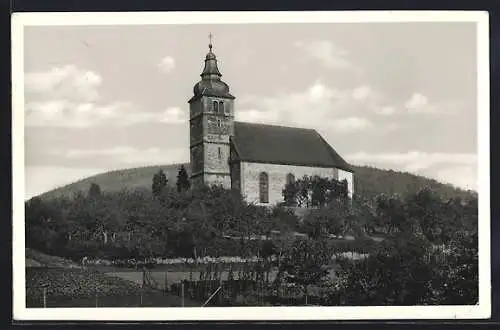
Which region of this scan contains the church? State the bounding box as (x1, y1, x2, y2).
(188, 39, 354, 205)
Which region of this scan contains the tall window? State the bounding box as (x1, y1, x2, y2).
(259, 172, 269, 204)
(213, 101, 219, 113)
(218, 147, 222, 159)
(286, 173, 295, 185)
(219, 101, 224, 114)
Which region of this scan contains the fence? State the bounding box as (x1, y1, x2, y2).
(26, 286, 200, 308)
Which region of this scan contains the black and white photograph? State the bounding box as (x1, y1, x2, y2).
(12, 11, 490, 321)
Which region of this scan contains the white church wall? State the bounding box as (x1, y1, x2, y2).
(338, 169, 354, 198)
(240, 162, 340, 205)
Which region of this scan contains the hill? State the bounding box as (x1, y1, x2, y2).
(38, 163, 475, 201)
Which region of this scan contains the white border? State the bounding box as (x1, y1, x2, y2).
(12, 11, 491, 321)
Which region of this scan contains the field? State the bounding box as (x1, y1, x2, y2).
(25, 267, 201, 307)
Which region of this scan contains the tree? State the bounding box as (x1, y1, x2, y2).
(405, 187, 445, 243)
(283, 175, 350, 208)
(374, 193, 410, 234)
(335, 232, 435, 305)
(152, 169, 168, 198)
(25, 197, 68, 254)
(282, 181, 299, 206)
(176, 165, 191, 193)
(431, 230, 478, 304)
(278, 238, 331, 301)
(88, 183, 102, 198)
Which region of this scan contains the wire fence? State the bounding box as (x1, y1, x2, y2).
(26, 286, 200, 308)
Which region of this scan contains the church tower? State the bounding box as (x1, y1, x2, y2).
(189, 35, 235, 189)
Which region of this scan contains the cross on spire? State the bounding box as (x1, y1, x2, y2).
(208, 32, 213, 51)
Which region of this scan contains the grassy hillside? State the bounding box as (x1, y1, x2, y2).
(38, 163, 475, 201)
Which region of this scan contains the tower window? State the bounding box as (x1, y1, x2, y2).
(218, 147, 222, 159)
(286, 173, 295, 185)
(217, 119, 222, 128)
(259, 172, 269, 204)
(213, 101, 219, 113)
(219, 101, 224, 114)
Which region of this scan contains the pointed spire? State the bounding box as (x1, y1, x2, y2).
(201, 33, 221, 79)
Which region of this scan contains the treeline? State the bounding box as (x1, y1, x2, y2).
(25, 170, 302, 261)
(25, 170, 477, 263)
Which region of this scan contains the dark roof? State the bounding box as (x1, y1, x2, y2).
(231, 122, 354, 172)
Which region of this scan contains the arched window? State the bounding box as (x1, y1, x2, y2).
(259, 172, 269, 204)
(219, 101, 224, 114)
(213, 101, 219, 113)
(286, 173, 295, 185)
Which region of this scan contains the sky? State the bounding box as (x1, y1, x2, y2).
(23, 22, 479, 199)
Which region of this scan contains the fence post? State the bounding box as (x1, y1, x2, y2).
(164, 271, 168, 293)
(95, 292, 98, 308)
(181, 282, 185, 307)
(43, 288, 47, 308)
(218, 277, 223, 305)
(140, 289, 143, 306)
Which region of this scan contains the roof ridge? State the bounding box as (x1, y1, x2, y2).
(234, 121, 315, 131)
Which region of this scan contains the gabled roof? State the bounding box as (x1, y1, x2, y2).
(231, 122, 354, 172)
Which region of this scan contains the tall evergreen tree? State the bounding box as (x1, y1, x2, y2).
(88, 183, 102, 198)
(176, 165, 191, 193)
(152, 169, 168, 198)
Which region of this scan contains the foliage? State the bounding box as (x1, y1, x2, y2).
(26, 183, 301, 261)
(152, 169, 168, 198)
(282, 175, 348, 207)
(335, 232, 437, 305)
(334, 209, 478, 306)
(88, 183, 102, 198)
(430, 230, 479, 305)
(26, 168, 479, 306)
(176, 165, 191, 193)
(277, 238, 331, 296)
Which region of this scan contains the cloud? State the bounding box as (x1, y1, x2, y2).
(158, 107, 186, 123)
(405, 93, 428, 110)
(436, 165, 477, 191)
(50, 146, 189, 166)
(24, 65, 187, 127)
(403, 93, 463, 115)
(237, 82, 378, 130)
(347, 151, 476, 169)
(329, 117, 372, 132)
(25, 100, 134, 127)
(375, 106, 397, 116)
(351, 85, 372, 100)
(346, 151, 477, 189)
(158, 56, 176, 73)
(25, 65, 102, 103)
(295, 40, 360, 72)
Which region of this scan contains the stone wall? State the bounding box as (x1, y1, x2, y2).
(204, 143, 230, 173)
(240, 162, 341, 205)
